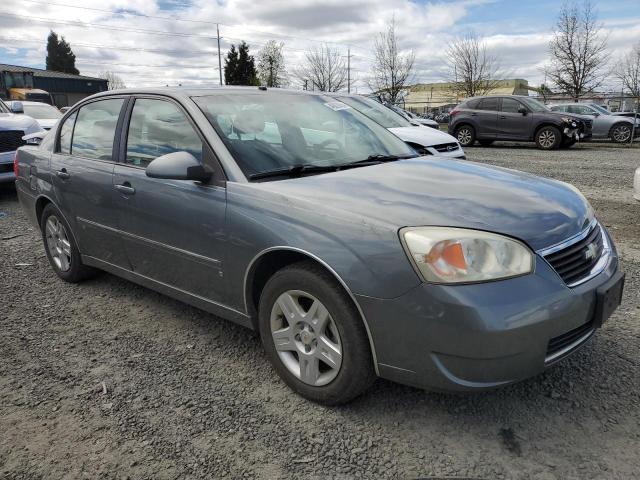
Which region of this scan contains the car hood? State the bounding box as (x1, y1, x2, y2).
(36, 118, 60, 130)
(251, 158, 592, 251)
(0, 113, 43, 134)
(388, 126, 458, 146)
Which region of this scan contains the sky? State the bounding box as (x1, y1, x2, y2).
(1, 0, 639, 92)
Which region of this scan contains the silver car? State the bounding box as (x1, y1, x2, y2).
(550, 103, 639, 143)
(14, 87, 624, 404)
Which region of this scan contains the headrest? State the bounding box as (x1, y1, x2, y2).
(233, 109, 265, 135)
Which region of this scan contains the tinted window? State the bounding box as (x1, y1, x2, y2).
(551, 105, 566, 112)
(58, 112, 77, 154)
(71, 99, 124, 160)
(464, 99, 481, 109)
(126, 99, 203, 168)
(478, 98, 499, 111)
(502, 98, 524, 113)
(568, 105, 595, 115)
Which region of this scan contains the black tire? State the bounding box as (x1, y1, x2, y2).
(258, 260, 376, 405)
(609, 123, 632, 143)
(455, 124, 476, 147)
(560, 138, 576, 149)
(535, 126, 561, 150)
(40, 203, 98, 283)
(478, 139, 495, 146)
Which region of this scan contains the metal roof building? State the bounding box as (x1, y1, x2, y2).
(0, 64, 108, 107)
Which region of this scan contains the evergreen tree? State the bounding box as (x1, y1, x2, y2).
(225, 42, 259, 86)
(46, 31, 79, 75)
(224, 44, 239, 85)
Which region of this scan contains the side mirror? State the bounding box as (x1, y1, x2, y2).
(145, 151, 211, 182)
(11, 101, 24, 114)
(592, 112, 600, 117)
(517, 106, 528, 115)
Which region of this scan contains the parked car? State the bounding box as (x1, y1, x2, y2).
(331, 94, 465, 158)
(550, 103, 639, 143)
(5, 100, 62, 130)
(449, 95, 592, 149)
(0, 99, 43, 183)
(15, 87, 624, 404)
(634, 167, 640, 201)
(388, 105, 440, 129)
(435, 112, 450, 124)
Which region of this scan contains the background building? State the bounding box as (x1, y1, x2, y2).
(0, 64, 108, 107)
(402, 79, 530, 113)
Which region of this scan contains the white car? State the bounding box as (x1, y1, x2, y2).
(634, 167, 640, 201)
(389, 105, 440, 129)
(334, 95, 465, 159)
(5, 100, 62, 130)
(0, 100, 43, 183)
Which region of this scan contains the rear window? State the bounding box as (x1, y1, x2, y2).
(463, 99, 481, 109)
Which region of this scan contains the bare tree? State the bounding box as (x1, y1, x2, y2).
(294, 45, 351, 92)
(98, 71, 126, 90)
(368, 17, 415, 103)
(547, 0, 609, 100)
(257, 40, 287, 88)
(445, 33, 503, 97)
(615, 42, 640, 109)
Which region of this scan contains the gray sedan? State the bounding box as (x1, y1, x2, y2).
(15, 87, 624, 404)
(551, 103, 639, 142)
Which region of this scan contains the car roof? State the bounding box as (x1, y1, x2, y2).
(90, 86, 338, 100)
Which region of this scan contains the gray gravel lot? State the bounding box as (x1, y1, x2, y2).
(1, 142, 639, 479)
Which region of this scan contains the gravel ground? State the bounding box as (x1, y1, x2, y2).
(1, 142, 639, 480)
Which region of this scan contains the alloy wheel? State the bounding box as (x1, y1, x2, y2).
(45, 215, 72, 272)
(612, 125, 631, 143)
(457, 128, 472, 145)
(538, 130, 556, 148)
(270, 290, 342, 386)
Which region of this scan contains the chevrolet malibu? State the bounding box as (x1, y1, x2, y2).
(15, 87, 624, 405)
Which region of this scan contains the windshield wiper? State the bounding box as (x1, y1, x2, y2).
(249, 164, 338, 180)
(343, 153, 418, 167)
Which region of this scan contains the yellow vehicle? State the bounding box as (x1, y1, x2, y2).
(0, 70, 53, 104)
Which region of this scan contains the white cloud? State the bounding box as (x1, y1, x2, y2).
(1, 0, 639, 91)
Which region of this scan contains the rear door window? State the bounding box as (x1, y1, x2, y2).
(71, 99, 124, 160)
(478, 98, 500, 111)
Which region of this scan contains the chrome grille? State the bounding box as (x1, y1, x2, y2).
(543, 223, 604, 286)
(432, 142, 459, 153)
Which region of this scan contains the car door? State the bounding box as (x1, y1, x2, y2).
(475, 97, 500, 138)
(112, 96, 228, 303)
(568, 105, 606, 137)
(49, 97, 130, 267)
(497, 97, 532, 139)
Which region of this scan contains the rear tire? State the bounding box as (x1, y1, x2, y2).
(610, 123, 632, 143)
(535, 126, 561, 150)
(455, 125, 476, 147)
(40, 203, 98, 283)
(258, 261, 376, 405)
(478, 139, 494, 146)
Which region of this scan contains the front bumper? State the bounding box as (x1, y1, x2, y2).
(358, 233, 620, 392)
(0, 150, 16, 183)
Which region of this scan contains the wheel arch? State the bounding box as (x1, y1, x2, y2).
(609, 121, 632, 139)
(243, 246, 379, 374)
(35, 195, 81, 250)
(533, 121, 561, 139)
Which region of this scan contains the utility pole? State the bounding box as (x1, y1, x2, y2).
(216, 24, 222, 85)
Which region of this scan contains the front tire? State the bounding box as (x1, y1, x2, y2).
(535, 126, 561, 150)
(610, 123, 632, 143)
(455, 125, 476, 147)
(40, 204, 98, 283)
(560, 138, 576, 149)
(258, 261, 376, 405)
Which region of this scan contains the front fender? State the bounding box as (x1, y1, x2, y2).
(224, 183, 421, 312)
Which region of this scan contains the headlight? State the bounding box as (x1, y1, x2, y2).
(400, 227, 534, 284)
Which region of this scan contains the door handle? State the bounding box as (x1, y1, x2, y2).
(471, 113, 478, 116)
(114, 183, 136, 195)
(56, 169, 70, 180)
(499, 115, 507, 119)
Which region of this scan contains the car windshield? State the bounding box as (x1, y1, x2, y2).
(336, 96, 412, 129)
(520, 97, 549, 113)
(22, 103, 62, 119)
(193, 92, 416, 179)
(589, 104, 610, 115)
